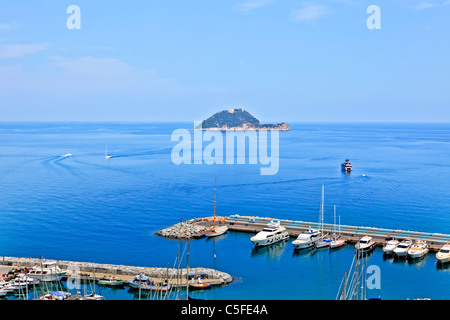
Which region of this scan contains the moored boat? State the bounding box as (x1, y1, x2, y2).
(98, 276, 124, 287)
(28, 261, 67, 282)
(382, 237, 399, 255)
(128, 274, 172, 292)
(407, 240, 429, 259)
(394, 238, 413, 257)
(292, 229, 322, 249)
(330, 206, 346, 249)
(436, 244, 450, 264)
(355, 236, 376, 252)
(205, 175, 228, 238)
(250, 220, 289, 247)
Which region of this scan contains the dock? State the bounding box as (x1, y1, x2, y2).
(223, 215, 450, 252)
(157, 215, 450, 252)
(0, 256, 233, 288)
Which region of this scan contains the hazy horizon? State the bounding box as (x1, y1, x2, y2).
(1, 1, 449, 122)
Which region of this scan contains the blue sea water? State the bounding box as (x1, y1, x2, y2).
(0, 122, 449, 300)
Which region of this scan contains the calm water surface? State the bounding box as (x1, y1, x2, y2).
(0, 122, 449, 300)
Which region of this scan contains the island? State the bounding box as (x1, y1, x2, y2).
(196, 109, 290, 131)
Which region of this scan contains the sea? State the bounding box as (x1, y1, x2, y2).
(0, 122, 449, 300)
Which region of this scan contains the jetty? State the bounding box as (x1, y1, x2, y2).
(0, 256, 233, 288)
(157, 215, 450, 252)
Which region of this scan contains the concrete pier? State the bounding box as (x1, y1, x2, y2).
(225, 215, 450, 252)
(156, 215, 450, 252)
(0, 256, 233, 288)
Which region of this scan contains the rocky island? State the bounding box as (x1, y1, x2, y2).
(196, 109, 290, 131)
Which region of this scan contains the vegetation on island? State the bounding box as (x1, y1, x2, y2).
(197, 109, 290, 131)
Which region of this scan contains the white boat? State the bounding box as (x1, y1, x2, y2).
(316, 238, 332, 248)
(85, 293, 105, 300)
(330, 206, 346, 249)
(206, 225, 228, 238)
(394, 238, 413, 257)
(15, 273, 39, 286)
(408, 240, 429, 259)
(105, 145, 112, 159)
(38, 291, 71, 300)
(355, 236, 376, 252)
(250, 220, 289, 247)
(128, 275, 172, 292)
(28, 261, 67, 282)
(382, 237, 399, 254)
(341, 159, 352, 172)
(98, 276, 124, 286)
(315, 185, 331, 249)
(292, 229, 322, 249)
(61, 153, 72, 157)
(436, 244, 450, 264)
(205, 175, 228, 238)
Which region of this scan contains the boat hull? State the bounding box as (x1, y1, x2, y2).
(27, 271, 67, 282)
(330, 240, 345, 249)
(251, 232, 289, 247)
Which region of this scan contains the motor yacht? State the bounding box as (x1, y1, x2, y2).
(408, 240, 429, 259)
(28, 261, 67, 282)
(382, 237, 399, 255)
(292, 229, 322, 249)
(250, 220, 289, 247)
(393, 238, 413, 257)
(436, 244, 450, 264)
(341, 159, 352, 172)
(355, 236, 376, 252)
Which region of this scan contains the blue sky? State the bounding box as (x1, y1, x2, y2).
(0, 0, 449, 122)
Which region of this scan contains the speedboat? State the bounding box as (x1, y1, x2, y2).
(98, 276, 124, 287)
(292, 229, 322, 249)
(382, 237, 399, 255)
(341, 159, 352, 172)
(436, 244, 450, 264)
(355, 236, 376, 252)
(250, 220, 289, 247)
(408, 240, 429, 259)
(61, 153, 72, 157)
(28, 261, 67, 282)
(394, 238, 413, 257)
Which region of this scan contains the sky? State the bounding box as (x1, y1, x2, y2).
(0, 0, 449, 122)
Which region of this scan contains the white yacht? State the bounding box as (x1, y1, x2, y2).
(408, 240, 429, 259)
(382, 237, 399, 254)
(355, 236, 376, 252)
(436, 244, 450, 264)
(394, 238, 413, 257)
(28, 261, 67, 282)
(250, 220, 289, 247)
(292, 229, 322, 249)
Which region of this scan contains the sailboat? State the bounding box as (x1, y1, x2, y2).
(205, 175, 228, 238)
(330, 205, 346, 249)
(105, 145, 112, 159)
(315, 185, 332, 248)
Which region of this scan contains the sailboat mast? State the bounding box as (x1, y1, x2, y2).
(213, 175, 217, 229)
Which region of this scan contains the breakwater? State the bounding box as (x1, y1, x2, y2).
(0, 256, 233, 287)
